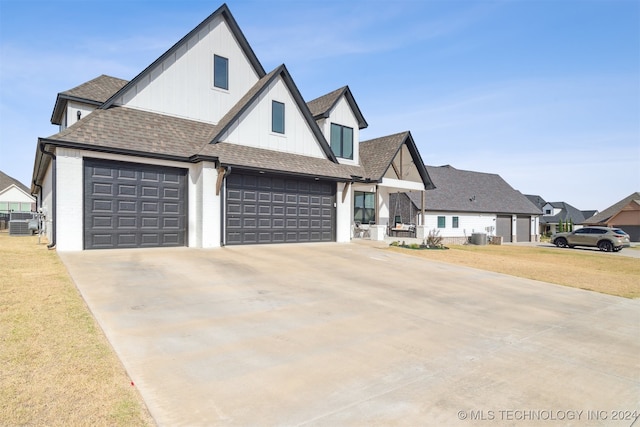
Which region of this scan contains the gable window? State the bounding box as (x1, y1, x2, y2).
(330, 123, 353, 160)
(452, 216, 459, 228)
(272, 101, 285, 134)
(437, 216, 446, 228)
(544, 209, 551, 215)
(354, 191, 375, 224)
(213, 55, 228, 90)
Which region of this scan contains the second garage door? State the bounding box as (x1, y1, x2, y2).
(516, 216, 531, 242)
(496, 215, 512, 243)
(226, 172, 335, 245)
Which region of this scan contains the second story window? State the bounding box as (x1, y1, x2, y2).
(330, 123, 353, 160)
(214, 55, 228, 90)
(272, 101, 285, 134)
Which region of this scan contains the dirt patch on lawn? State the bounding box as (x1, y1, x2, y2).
(388, 244, 640, 298)
(0, 233, 154, 426)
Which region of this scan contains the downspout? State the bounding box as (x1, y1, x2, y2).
(38, 142, 56, 249)
(217, 166, 231, 247)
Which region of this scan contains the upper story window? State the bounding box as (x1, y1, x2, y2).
(214, 55, 228, 90)
(544, 209, 551, 214)
(272, 101, 285, 134)
(330, 123, 353, 160)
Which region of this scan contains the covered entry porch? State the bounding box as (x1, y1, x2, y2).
(354, 131, 434, 241)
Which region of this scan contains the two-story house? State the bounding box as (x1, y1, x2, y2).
(526, 196, 596, 235)
(31, 4, 434, 250)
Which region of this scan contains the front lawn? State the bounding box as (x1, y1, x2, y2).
(388, 243, 640, 298)
(0, 233, 153, 426)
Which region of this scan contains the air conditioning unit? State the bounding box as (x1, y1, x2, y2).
(9, 220, 30, 236)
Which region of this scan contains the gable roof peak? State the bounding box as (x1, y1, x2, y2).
(0, 170, 30, 194)
(51, 74, 129, 125)
(101, 3, 265, 110)
(306, 85, 368, 129)
(202, 64, 338, 163)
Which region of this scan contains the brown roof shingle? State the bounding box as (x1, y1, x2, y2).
(61, 75, 129, 104)
(200, 142, 364, 180)
(45, 106, 217, 158)
(359, 132, 410, 180)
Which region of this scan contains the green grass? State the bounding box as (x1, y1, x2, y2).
(0, 233, 154, 426)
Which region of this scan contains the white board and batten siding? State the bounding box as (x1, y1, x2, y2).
(113, 16, 259, 124)
(61, 101, 98, 131)
(220, 76, 326, 158)
(317, 96, 361, 165)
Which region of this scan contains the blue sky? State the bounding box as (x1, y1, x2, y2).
(0, 0, 638, 211)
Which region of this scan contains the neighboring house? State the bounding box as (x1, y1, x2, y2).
(0, 170, 35, 213)
(30, 4, 434, 251)
(537, 201, 595, 235)
(582, 192, 640, 241)
(391, 165, 541, 243)
(0, 171, 35, 230)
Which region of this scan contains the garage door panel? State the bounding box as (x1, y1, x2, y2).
(226, 172, 335, 245)
(93, 183, 113, 195)
(516, 216, 531, 242)
(496, 215, 512, 243)
(84, 159, 187, 249)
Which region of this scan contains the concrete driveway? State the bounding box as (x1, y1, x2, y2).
(60, 242, 639, 426)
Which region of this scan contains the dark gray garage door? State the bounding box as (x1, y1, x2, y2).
(226, 172, 335, 245)
(496, 215, 512, 243)
(84, 159, 187, 249)
(516, 216, 531, 242)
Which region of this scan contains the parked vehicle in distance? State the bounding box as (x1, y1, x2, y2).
(551, 226, 630, 252)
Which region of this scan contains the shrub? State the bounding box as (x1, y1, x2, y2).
(425, 229, 443, 248)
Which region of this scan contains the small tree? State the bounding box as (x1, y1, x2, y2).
(557, 220, 563, 233)
(569, 218, 574, 232)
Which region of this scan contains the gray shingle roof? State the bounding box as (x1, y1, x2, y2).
(582, 192, 640, 224)
(408, 165, 541, 215)
(525, 194, 546, 210)
(540, 201, 587, 224)
(0, 170, 30, 193)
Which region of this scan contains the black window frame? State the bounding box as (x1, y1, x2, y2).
(213, 54, 229, 90)
(330, 123, 354, 160)
(354, 191, 375, 224)
(272, 101, 285, 134)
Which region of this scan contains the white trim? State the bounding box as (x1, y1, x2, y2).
(378, 177, 424, 191)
